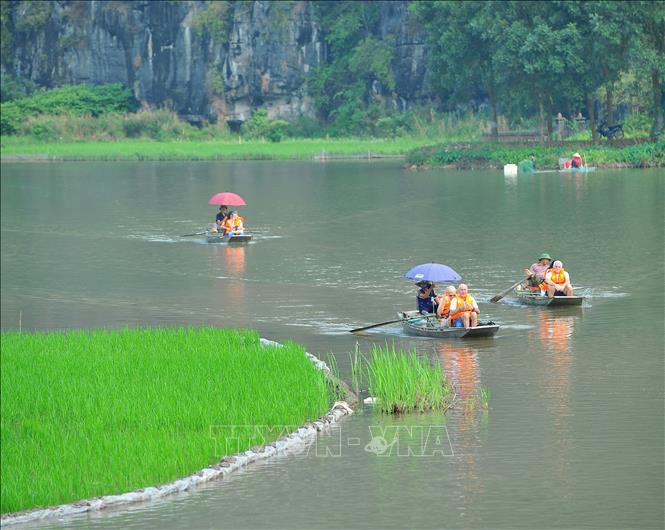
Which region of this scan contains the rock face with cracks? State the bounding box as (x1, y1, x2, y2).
(1, 1, 429, 125)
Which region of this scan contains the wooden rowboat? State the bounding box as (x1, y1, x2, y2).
(513, 286, 584, 306)
(559, 166, 597, 173)
(205, 231, 253, 244)
(397, 311, 499, 338)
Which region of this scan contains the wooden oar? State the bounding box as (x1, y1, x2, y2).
(350, 313, 436, 333)
(349, 318, 405, 333)
(181, 231, 207, 237)
(490, 276, 528, 303)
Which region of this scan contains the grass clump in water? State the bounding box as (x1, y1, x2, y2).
(0, 327, 334, 514)
(363, 344, 453, 415)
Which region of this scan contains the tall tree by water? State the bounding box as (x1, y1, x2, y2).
(493, 1, 586, 139)
(412, 0, 502, 140)
(628, 1, 665, 139)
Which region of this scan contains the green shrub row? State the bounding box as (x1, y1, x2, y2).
(0, 84, 137, 134)
(407, 140, 665, 169)
(3, 110, 236, 142)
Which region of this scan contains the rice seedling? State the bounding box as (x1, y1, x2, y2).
(0, 327, 334, 514)
(479, 387, 490, 409)
(363, 344, 453, 415)
(324, 352, 346, 401)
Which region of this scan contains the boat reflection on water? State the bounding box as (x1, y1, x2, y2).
(214, 245, 247, 313)
(437, 343, 481, 401)
(538, 312, 575, 354)
(222, 245, 246, 276)
(535, 312, 575, 497)
(436, 342, 486, 435)
(436, 342, 485, 512)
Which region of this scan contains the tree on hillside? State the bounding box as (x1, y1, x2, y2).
(412, 1, 503, 141)
(309, 1, 395, 134)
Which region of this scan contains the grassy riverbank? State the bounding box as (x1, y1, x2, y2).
(2, 137, 661, 168)
(406, 139, 665, 169)
(0, 137, 433, 161)
(0, 327, 333, 514)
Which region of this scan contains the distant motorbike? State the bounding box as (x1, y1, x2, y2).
(597, 121, 624, 139)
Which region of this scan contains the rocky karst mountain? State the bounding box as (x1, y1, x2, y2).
(1, 0, 429, 124)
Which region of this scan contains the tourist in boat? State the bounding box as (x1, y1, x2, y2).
(416, 281, 438, 314)
(570, 152, 584, 168)
(523, 252, 551, 291)
(212, 205, 229, 232)
(222, 211, 244, 234)
(544, 260, 574, 296)
(436, 285, 457, 325)
(448, 284, 479, 328)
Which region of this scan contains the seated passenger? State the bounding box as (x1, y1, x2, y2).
(222, 211, 244, 234)
(448, 283, 479, 328)
(545, 260, 574, 296)
(437, 285, 457, 326)
(523, 252, 551, 291)
(571, 152, 583, 168)
(416, 281, 438, 315)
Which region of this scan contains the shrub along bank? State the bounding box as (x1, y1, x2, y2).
(406, 140, 665, 169)
(0, 327, 334, 514)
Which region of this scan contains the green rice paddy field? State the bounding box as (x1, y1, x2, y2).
(0, 327, 333, 514)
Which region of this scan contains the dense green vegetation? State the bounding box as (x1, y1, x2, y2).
(1, 327, 333, 514)
(412, 1, 664, 140)
(407, 140, 665, 169)
(0, 1, 662, 152)
(350, 345, 453, 414)
(0, 83, 137, 135)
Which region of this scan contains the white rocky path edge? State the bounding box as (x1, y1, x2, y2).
(1, 338, 354, 526)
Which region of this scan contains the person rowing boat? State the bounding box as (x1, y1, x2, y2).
(211, 205, 229, 233)
(523, 252, 551, 293)
(416, 281, 438, 314)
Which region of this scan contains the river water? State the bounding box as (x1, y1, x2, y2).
(1, 161, 663, 529)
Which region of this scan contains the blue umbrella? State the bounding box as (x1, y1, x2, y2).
(404, 263, 461, 283)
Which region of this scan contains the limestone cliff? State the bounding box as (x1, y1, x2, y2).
(1, 0, 429, 124)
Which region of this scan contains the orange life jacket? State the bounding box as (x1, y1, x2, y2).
(223, 216, 244, 232)
(527, 281, 547, 291)
(449, 294, 476, 322)
(549, 268, 567, 285)
(438, 297, 453, 318)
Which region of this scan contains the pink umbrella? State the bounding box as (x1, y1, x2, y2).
(208, 192, 246, 206)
